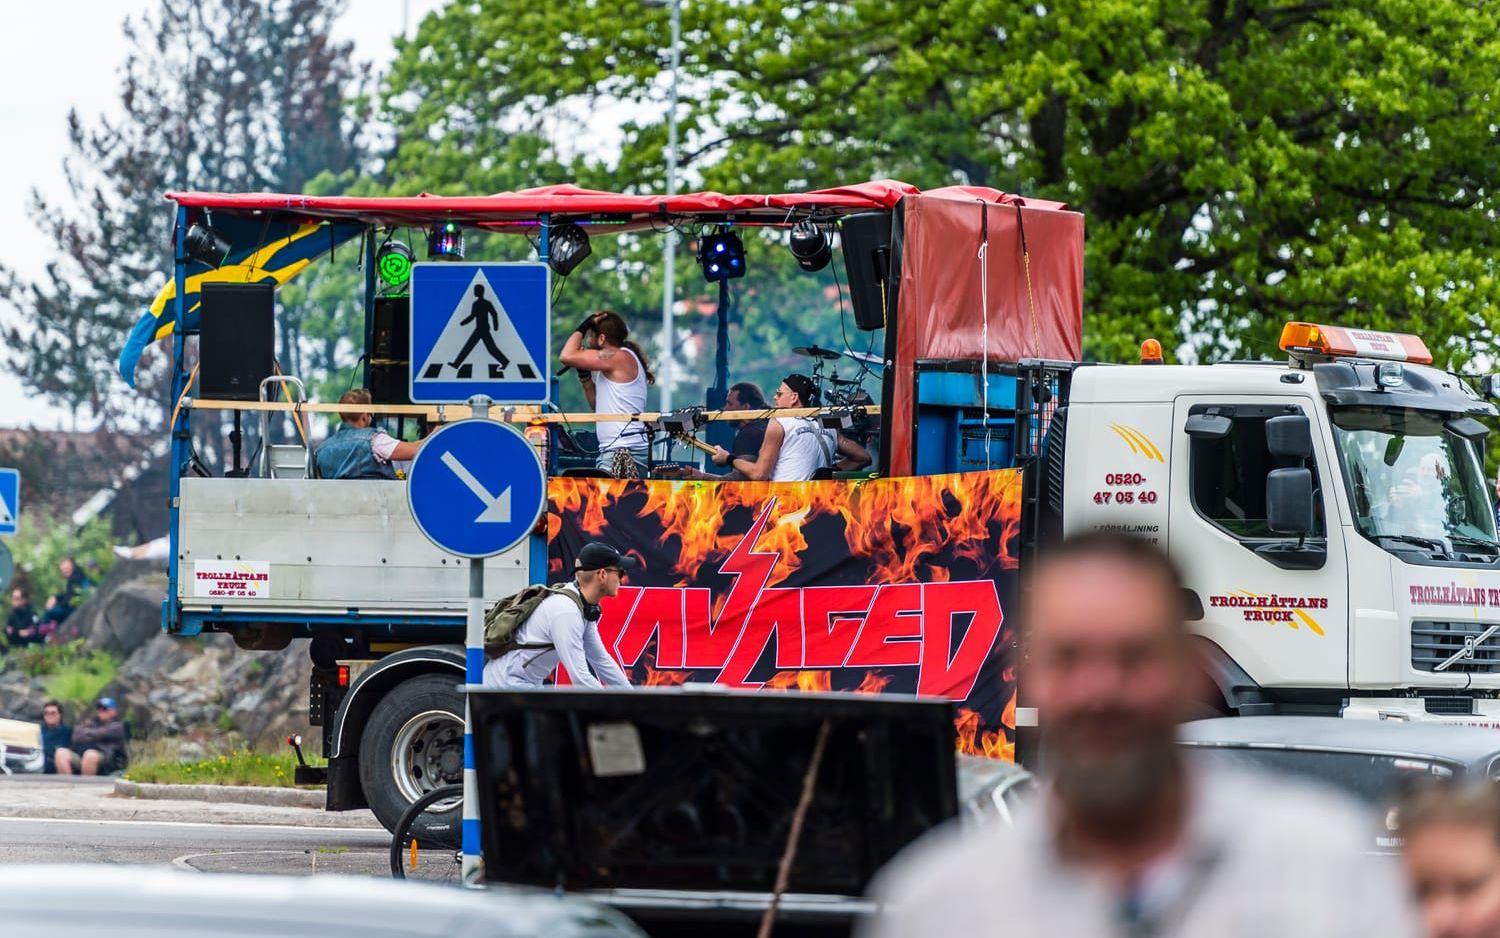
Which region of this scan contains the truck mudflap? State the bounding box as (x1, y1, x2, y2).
(1343, 697, 1500, 728)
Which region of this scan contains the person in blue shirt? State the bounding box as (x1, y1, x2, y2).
(39, 700, 71, 774)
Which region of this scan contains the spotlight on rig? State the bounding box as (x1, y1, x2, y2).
(547, 221, 593, 276)
(787, 220, 832, 272)
(697, 230, 746, 283)
(184, 223, 230, 268)
(376, 240, 414, 291)
(427, 221, 465, 260)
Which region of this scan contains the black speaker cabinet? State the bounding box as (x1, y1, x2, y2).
(371, 296, 410, 362)
(369, 362, 411, 406)
(840, 211, 896, 331)
(200, 282, 275, 400)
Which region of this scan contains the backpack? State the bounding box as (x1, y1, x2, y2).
(483, 584, 589, 658)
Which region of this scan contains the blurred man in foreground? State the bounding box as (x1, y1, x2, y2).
(864, 532, 1415, 938)
(1399, 781, 1500, 938)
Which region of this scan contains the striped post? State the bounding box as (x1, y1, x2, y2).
(461, 396, 492, 883)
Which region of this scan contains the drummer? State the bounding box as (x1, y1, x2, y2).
(712, 373, 870, 482)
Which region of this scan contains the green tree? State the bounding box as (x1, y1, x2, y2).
(378, 0, 1500, 371)
(374, 3, 871, 415)
(0, 0, 368, 429)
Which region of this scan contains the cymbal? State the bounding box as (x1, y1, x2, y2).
(843, 350, 882, 366)
(792, 345, 842, 360)
(827, 376, 863, 386)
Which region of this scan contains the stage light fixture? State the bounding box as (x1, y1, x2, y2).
(184, 223, 230, 268)
(427, 221, 465, 260)
(547, 221, 593, 276)
(697, 230, 746, 283)
(376, 240, 414, 290)
(787, 220, 832, 272)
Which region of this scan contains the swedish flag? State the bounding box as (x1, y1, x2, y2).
(118, 217, 364, 387)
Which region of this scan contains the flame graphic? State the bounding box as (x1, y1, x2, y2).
(641, 666, 691, 687)
(955, 704, 1015, 760)
(763, 670, 834, 693)
(552, 472, 1021, 588)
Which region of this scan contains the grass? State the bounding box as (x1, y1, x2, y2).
(124, 747, 325, 789)
(13, 639, 120, 707)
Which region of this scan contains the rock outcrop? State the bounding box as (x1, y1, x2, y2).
(0, 564, 314, 749)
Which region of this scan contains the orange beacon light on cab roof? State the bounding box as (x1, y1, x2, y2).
(1278, 321, 1432, 365)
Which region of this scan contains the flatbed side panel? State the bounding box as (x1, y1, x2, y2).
(176, 478, 530, 615)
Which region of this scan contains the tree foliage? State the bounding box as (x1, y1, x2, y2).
(1, 0, 368, 427)
(379, 0, 1500, 371)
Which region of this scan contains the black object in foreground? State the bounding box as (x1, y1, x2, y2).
(469, 686, 958, 935)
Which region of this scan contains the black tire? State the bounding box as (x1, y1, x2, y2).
(358, 673, 464, 842)
(390, 783, 464, 880)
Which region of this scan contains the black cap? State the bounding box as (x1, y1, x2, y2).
(783, 373, 818, 406)
(575, 542, 640, 572)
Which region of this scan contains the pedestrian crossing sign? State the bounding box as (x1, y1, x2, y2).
(0, 469, 18, 536)
(408, 262, 550, 404)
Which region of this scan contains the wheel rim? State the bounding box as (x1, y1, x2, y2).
(390, 709, 463, 806)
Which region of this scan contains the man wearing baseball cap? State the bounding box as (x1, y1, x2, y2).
(482, 542, 637, 689)
(712, 372, 871, 482)
(55, 696, 128, 776)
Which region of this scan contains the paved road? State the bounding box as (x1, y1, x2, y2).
(0, 776, 403, 877)
(0, 815, 394, 875)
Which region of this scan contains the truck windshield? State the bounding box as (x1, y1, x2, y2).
(1330, 406, 1498, 552)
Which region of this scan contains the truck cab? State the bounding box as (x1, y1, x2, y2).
(1056, 322, 1500, 720)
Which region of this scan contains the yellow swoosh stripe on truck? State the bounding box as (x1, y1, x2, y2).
(1108, 424, 1165, 463)
(1229, 589, 1326, 636)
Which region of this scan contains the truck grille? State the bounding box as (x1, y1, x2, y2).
(1412, 621, 1500, 674)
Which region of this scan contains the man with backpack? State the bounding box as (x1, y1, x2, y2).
(481, 542, 636, 689)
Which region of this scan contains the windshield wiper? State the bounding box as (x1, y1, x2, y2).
(1447, 534, 1500, 554)
(1375, 534, 1451, 556)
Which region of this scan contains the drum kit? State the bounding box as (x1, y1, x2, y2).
(790, 344, 880, 408)
(791, 345, 879, 445)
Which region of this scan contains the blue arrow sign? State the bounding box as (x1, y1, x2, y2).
(0, 469, 17, 536)
(409, 262, 550, 404)
(407, 420, 546, 558)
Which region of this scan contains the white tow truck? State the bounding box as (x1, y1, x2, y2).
(1042, 321, 1500, 723)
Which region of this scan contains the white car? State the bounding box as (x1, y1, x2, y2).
(0, 865, 648, 938)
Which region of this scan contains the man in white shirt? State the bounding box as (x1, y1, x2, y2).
(862, 532, 1417, 938)
(482, 542, 636, 689)
(714, 373, 870, 482)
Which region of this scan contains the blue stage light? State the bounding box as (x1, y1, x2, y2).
(697, 230, 745, 283)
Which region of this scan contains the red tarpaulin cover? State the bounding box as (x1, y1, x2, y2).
(165, 180, 921, 227)
(887, 188, 1084, 476)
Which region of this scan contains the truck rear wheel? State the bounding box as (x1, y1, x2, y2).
(357, 673, 464, 842)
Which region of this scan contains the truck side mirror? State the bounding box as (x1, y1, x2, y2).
(1266, 467, 1314, 536)
(1482, 374, 1500, 400)
(1185, 413, 1231, 439)
(1265, 414, 1312, 460)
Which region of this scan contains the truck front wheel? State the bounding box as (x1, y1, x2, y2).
(357, 673, 463, 843)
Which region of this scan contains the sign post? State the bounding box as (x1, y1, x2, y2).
(406, 402, 548, 884)
(0, 469, 18, 537)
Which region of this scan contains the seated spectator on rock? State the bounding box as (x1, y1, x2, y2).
(40, 556, 92, 631)
(5, 587, 40, 648)
(55, 697, 127, 777)
(39, 700, 71, 775)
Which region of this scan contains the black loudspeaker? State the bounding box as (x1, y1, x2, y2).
(371, 296, 409, 362)
(840, 211, 896, 331)
(370, 296, 411, 404)
(200, 282, 274, 400)
(369, 363, 411, 406)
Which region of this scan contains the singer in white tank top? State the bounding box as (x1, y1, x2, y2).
(557, 311, 653, 476)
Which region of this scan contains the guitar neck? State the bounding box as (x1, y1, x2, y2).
(672, 433, 718, 456)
